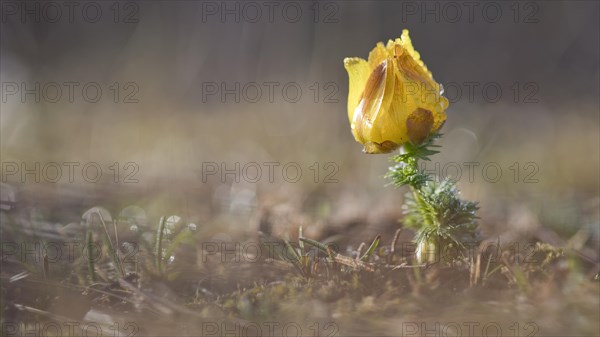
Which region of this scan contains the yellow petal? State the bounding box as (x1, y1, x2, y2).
(399, 29, 432, 81)
(376, 71, 416, 146)
(343, 57, 371, 123)
(368, 42, 389, 69)
(352, 58, 396, 146)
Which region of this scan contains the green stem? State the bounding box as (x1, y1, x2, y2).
(389, 135, 478, 265)
(407, 157, 439, 264)
(409, 186, 432, 263)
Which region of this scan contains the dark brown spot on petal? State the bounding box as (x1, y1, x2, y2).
(406, 108, 434, 145)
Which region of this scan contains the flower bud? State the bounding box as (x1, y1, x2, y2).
(344, 30, 448, 153)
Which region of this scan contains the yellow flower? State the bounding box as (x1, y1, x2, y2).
(344, 29, 449, 154)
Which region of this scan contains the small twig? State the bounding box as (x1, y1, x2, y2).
(475, 252, 482, 285)
(386, 262, 428, 270)
(113, 219, 120, 258)
(97, 211, 114, 249)
(155, 216, 166, 275)
(86, 230, 96, 282)
(97, 211, 125, 278)
(356, 242, 366, 261)
(14, 304, 79, 322)
(391, 228, 403, 255)
(332, 254, 376, 272)
(483, 237, 500, 283)
(298, 226, 304, 250)
(300, 238, 376, 272)
(42, 254, 49, 280)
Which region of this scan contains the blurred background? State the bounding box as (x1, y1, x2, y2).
(1, 0, 599, 244)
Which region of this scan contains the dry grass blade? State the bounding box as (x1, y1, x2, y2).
(360, 235, 381, 261)
(332, 254, 376, 272)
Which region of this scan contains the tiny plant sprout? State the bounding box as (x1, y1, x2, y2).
(344, 29, 479, 264)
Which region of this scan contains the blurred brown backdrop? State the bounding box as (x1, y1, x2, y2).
(1, 1, 598, 240)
